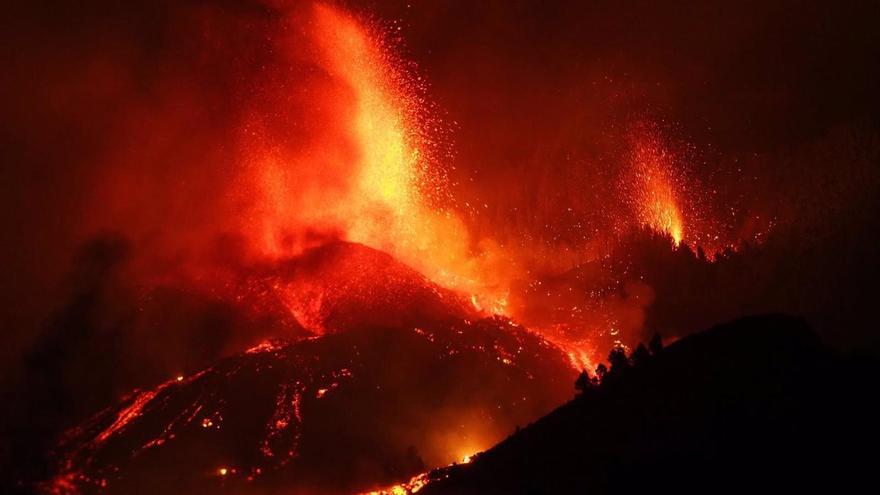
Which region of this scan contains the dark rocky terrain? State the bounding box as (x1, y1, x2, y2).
(39, 316, 573, 495)
(420, 314, 880, 494)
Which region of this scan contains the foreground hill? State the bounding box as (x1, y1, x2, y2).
(420, 314, 880, 494)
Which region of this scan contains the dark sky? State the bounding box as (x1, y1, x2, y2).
(368, 0, 880, 149)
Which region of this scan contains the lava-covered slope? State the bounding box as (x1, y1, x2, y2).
(42, 316, 574, 494)
(252, 241, 478, 334)
(417, 314, 880, 495)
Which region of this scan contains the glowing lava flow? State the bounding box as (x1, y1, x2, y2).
(361, 453, 478, 495)
(41, 317, 574, 495)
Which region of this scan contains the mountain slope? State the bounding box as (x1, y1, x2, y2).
(40, 317, 574, 495)
(420, 314, 880, 494)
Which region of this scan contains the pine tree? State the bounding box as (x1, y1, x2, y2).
(595, 363, 608, 382)
(574, 370, 593, 396)
(649, 333, 664, 356)
(631, 343, 651, 367)
(608, 346, 630, 375)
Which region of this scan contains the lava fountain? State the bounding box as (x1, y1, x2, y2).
(241, 3, 510, 320)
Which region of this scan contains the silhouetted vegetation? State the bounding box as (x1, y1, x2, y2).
(607, 346, 630, 376)
(574, 370, 597, 397)
(648, 333, 663, 356)
(576, 334, 664, 396)
(629, 343, 651, 368)
(595, 363, 607, 382)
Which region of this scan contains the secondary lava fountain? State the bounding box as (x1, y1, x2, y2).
(628, 127, 685, 245)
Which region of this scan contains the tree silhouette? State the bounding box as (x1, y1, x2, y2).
(630, 343, 651, 368)
(574, 370, 595, 397)
(649, 333, 664, 356)
(608, 346, 630, 375)
(595, 363, 608, 382)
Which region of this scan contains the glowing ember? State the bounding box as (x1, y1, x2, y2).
(362, 473, 432, 495)
(246, 339, 287, 355)
(91, 378, 174, 445)
(360, 450, 481, 495)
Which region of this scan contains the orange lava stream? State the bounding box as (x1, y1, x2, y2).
(360, 453, 477, 495)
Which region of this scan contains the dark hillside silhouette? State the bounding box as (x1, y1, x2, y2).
(420, 314, 880, 494)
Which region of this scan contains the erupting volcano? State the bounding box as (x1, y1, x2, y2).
(43, 298, 573, 494)
(229, 3, 518, 317)
(4, 1, 880, 494)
